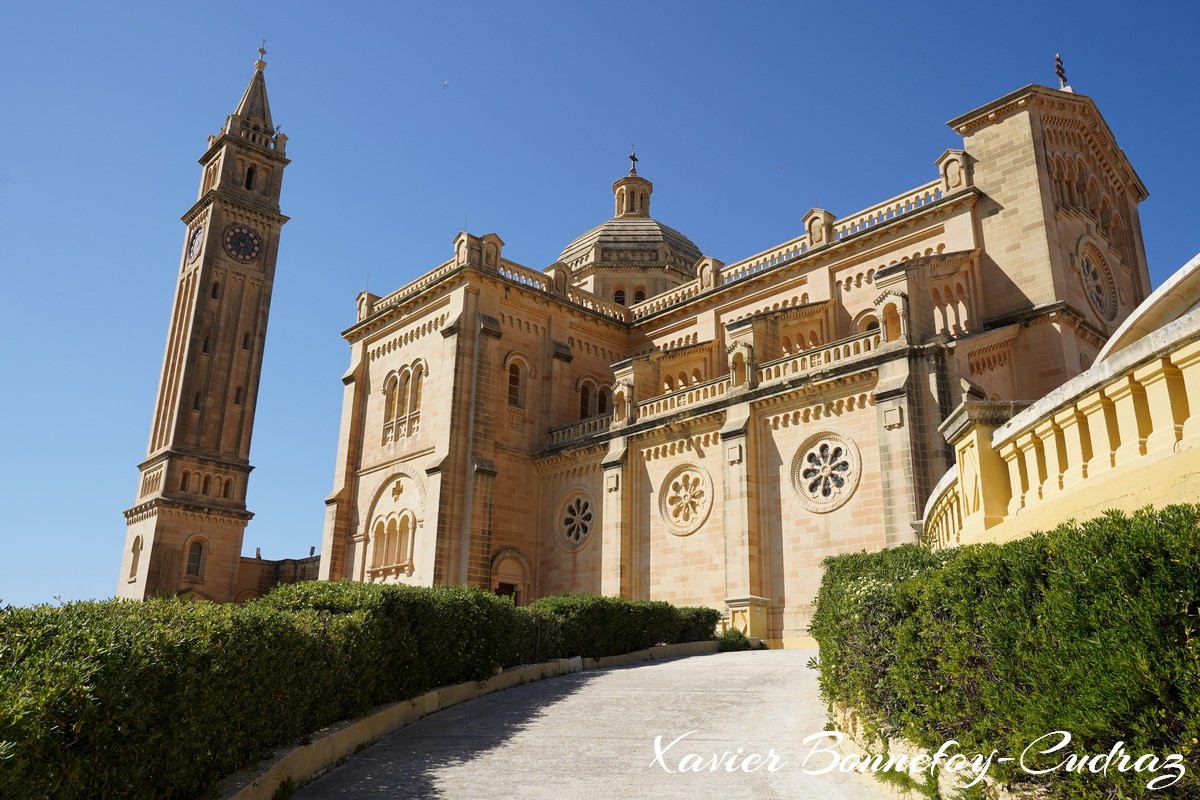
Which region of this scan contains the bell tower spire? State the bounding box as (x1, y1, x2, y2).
(119, 51, 291, 602)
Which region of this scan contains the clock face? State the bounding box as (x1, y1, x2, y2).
(222, 223, 263, 263)
(186, 224, 204, 263)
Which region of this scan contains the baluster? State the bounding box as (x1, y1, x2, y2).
(1134, 357, 1189, 455)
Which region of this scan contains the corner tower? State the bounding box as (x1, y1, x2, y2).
(119, 49, 290, 602)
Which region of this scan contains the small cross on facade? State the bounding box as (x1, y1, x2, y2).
(391, 482, 404, 500)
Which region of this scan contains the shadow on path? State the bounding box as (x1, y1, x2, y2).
(295, 669, 598, 799)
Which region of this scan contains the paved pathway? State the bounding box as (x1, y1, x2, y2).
(295, 649, 899, 800)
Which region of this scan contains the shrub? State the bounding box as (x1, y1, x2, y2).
(717, 627, 752, 651)
(675, 606, 722, 643)
(810, 504, 1200, 799)
(0, 584, 720, 799)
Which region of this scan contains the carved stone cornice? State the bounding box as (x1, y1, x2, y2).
(123, 497, 253, 526)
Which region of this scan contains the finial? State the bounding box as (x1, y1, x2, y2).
(628, 146, 638, 177)
(255, 40, 267, 71)
(1055, 52, 1067, 89)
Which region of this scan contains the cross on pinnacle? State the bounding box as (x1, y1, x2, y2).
(628, 148, 638, 177)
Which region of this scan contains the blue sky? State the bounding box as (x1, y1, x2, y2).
(1, 1, 1197, 607)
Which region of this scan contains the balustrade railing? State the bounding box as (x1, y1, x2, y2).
(721, 233, 812, 285)
(923, 329, 1200, 548)
(543, 412, 614, 447)
(757, 331, 882, 384)
(833, 180, 943, 240)
(498, 259, 549, 292)
(637, 377, 731, 420)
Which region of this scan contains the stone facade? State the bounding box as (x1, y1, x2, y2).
(117, 52, 319, 602)
(317, 82, 1152, 645)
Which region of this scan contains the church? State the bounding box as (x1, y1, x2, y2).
(119, 53, 1155, 645)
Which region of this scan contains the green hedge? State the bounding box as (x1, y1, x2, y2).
(0, 583, 719, 799)
(528, 594, 721, 658)
(810, 504, 1200, 799)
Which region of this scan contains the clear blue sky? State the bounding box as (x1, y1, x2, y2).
(1, 1, 1197, 607)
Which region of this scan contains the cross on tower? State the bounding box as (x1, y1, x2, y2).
(628, 147, 638, 177)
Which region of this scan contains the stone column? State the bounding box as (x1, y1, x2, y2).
(720, 405, 767, 638)
(600, 439, 630, 598)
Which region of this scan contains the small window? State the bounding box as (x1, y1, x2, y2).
(614, 289, 626, 305)
(598, 388, 609, 414)
(201, 336, 210, 355)
(180, 471, 190, 491)
(634, 288, 646, 303)
(508, 364, 522, 407)
(244, 166, 256, 190)
(398, 374, 410, 417)
(865, 320, 880, 332)
(211, 281, 220, 300)
(580, 384, 591, 419)
(202, 475, 211, 495)
(222, 479, 232, 499)
(385, 378, 398, 422)
(186, 541, 203, 577)
(411, 368, 423, 410)
(242, 332, 250, 351)
(234, 386, 243, 406)
(192, 393, 201, 411)
(129, 536, 142, 580)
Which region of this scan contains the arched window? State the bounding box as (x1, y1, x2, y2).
(129, 536, 142, 580)
(508, 363, 523, 407)
(385, 519, 399, 565)
(614, 289, 626, 305)
(634, 288, 646, 303)
(201, 475, 211, 495)
(371, 521, 385, 568)
(244, 166, 256, 190)
(193, 393, 201, 411)
(579, 383, 592, 419)
(186, 541, 204, 577)
(242, 332, 251, 351)
(180, 471, 190, 491)
(398, 516, 413, 566)
(201, 336, 210, 355)
(211, 281, 220, 300)
(222, 479, 232, 499)
(410, 367, 423, 411)
(398, 373, 410, 418)
(598, 388, 609, 414)
(384, 378, 398, 422)
(234, 386, 243, 405)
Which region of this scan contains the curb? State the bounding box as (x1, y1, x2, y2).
(218, 640, 719, 800)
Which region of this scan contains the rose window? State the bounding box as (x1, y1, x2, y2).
(793, 432, 860, 513)
(1079, 251, 1117, 322)
(561, 495, 593, 547)
(658, 464, 713, 535)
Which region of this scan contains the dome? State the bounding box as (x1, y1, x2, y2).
(557, 215, 703, 274)
(555, 164, 702, 278)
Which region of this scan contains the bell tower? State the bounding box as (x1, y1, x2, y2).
(119, 49, 290, 602)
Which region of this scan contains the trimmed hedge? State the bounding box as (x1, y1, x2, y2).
(0, 583, 719, 799)
(810, 504, 1200, 799)
(528, 594, 721, 658)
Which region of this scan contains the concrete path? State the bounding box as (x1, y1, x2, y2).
(294, 649, 898, 800)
